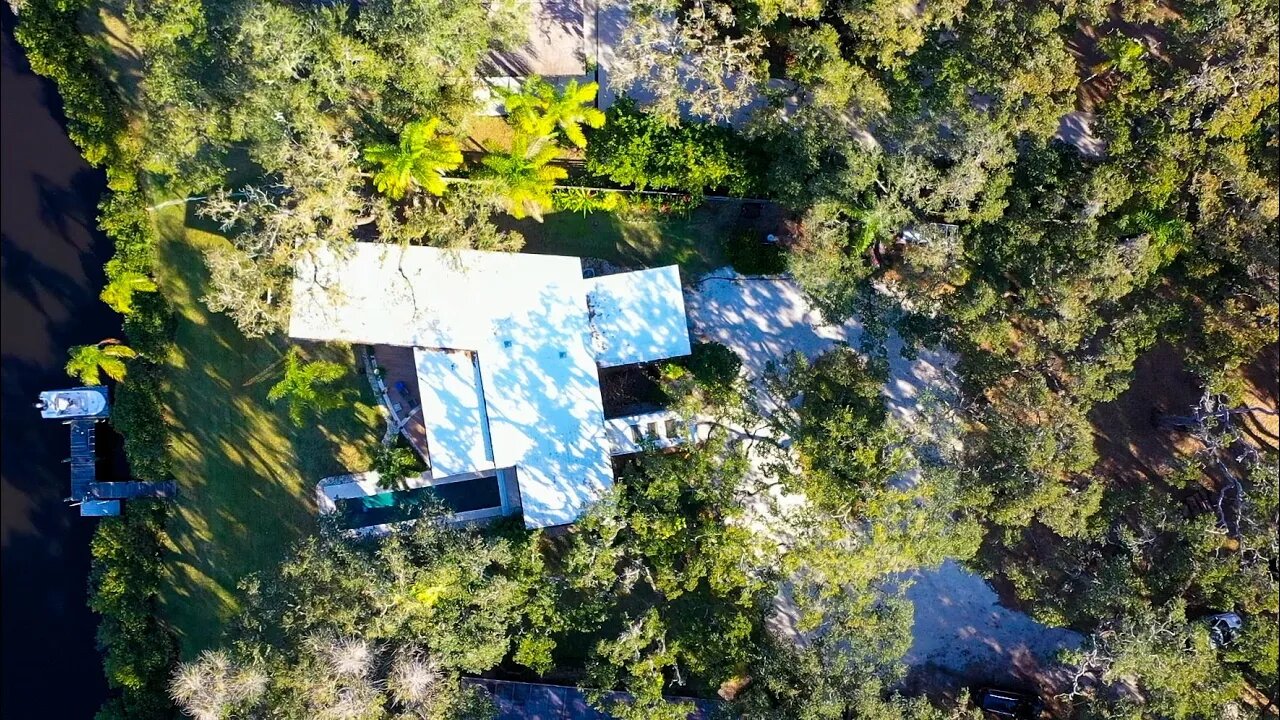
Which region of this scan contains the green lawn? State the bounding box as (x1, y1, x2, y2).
(510, 201, 752, 279)
(151, 206, 381, 656)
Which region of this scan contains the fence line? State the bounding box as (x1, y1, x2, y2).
(146, 180, 773, 211)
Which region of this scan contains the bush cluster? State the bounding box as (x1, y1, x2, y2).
(99, 196, 175, 479)
(111, 364, 172, 481)
(87, 501, 177, 720)
(686, 341, 742, 394)
(585, 99, 765, 197)
(13, 0, 138, 188)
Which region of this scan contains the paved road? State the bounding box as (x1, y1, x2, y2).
(2, 7, 117, 718)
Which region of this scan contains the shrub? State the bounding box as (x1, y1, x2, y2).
(111, 364, 172, 481)
(617, 192, 700, 218)
(13, 0, 138, 182)
(551, 187, 623, 216)
(687, 341, 742, 395)
(662, 341, 743, 411)
(122, 292, 176, 359)
(374, 440, 427, 489)
(586, 99, 764, 197)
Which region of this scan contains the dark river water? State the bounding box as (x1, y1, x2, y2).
(2, 7, 116, 718)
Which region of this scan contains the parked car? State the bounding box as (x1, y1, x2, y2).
(973, 687, 1044, 719)
(1202, 611, 1244, 648)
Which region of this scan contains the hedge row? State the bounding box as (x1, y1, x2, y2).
(87, 501, 177, 720)
(585, 99, 767, 198)
(100, 193, 175, 483)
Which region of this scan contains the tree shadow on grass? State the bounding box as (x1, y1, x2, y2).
(153, 213, 380, 656)
(509, 202, 744, 278)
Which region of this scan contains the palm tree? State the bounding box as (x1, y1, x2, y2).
(267, 347, 352, 426)
(478, 135, 568, 221)
(501, 77, 605, 148)
(363, 118, 463, 200)
(100, 270, 158, 314)
(170, 650, 268, 720)
(1088, 37, 1147, 81)
(65, 339, 138, 385)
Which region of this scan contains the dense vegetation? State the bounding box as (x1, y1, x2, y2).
(12, 0, 1277, 715)
(88, 501, 175, 720)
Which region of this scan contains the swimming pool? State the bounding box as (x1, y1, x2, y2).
(337, 475, 502, 528)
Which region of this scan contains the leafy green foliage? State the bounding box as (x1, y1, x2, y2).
(786, 205, 876, 321)
(88, 502, 177, 720)
(1065, 602, 1248, 719)
(363, 118, 463, 199)
(266, 347, 354, 426)
(24, 0, 1280, 710)
(478, 135, 568, 221)
(684, 341, 742, 396)
(501, 77, 605, 149)
(100, 269, 159, 315)
(763, 348, 982, 683)
(373, 441, 427, 490)
(66, 339, 139, 385)
(551, 187, 623, 216)
(563, 436, 772, 712)
(13, 0, 135, 179)
(110, 363, 173, 481)
(171, 521, 542, 717)
(586, 99, 763, 197)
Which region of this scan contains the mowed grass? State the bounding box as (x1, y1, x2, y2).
(510, 201, 745, 279)
(151, 206, 381, 656)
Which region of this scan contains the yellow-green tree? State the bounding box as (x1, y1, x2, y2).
(100, 270, 158, 315)
(65, 339, 138, 385)
(501, 77, 604, 149)
(477, 135, 567, 221)
(363, 118, 462, 200)
(266, 347, 352, 426)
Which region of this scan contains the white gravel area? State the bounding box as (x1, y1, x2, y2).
(684, 269, 1081, 686)
(904, 560, 1081, 685)
(683, 269, 957, 432)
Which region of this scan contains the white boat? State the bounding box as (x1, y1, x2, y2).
(35, 386, 109, 420)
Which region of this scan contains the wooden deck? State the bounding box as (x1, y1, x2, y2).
(372, 345, 432, 466)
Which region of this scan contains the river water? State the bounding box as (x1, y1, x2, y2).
(2, 8, 116, 718)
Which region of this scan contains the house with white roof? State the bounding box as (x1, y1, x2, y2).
(289, 243, 692, 529)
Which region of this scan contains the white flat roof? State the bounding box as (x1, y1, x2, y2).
(414, 348, 494, 478)
(587, 267, 692, 367)
(291, 243, 617, 528)
(290, 244, 588, 349)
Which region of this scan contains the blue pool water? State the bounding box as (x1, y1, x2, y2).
(338, 475, 502, 527)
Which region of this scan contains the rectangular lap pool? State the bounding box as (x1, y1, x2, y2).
(337, 475, 502, 528)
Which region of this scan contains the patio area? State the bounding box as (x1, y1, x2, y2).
(371, 345, 430, 463)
